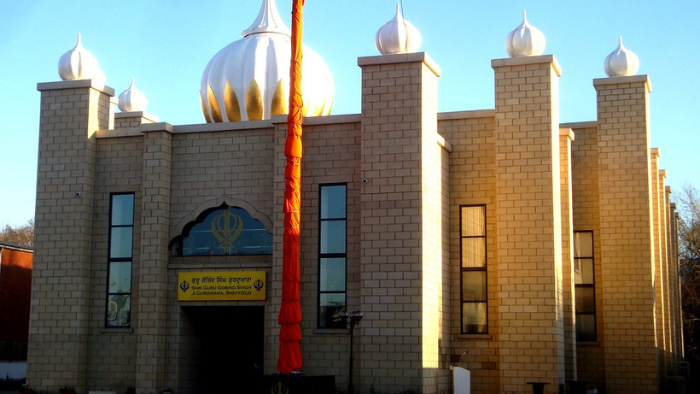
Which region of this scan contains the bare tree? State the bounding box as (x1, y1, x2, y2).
(0, 219, 34, 248)
(678, 184, 700, 371)
(678, 184, 700, 262)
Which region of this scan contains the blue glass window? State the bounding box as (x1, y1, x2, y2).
(106, 193, 134, 328)
(318, 184, 347, 329)
(172, 206, 272, 256)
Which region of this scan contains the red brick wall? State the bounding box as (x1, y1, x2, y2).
(0, 248, 32, 342)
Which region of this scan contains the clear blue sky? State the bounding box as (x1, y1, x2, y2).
(1, 0, 698, 227)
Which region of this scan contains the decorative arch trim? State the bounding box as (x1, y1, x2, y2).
(171, 195, 273, 242)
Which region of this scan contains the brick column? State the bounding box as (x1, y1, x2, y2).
(650, 150, 668, 378)
(667, 192, 683, 369)
(559, 128, 577, 380)
(30, 80, 113, 391)
(594, 75, 658, 394)
(657, 169, 676, 375)
(136, 123, 173, 392)
(665, 185, 682, 372)
(358, 53, 442, 394)
(491, 55, 565, 393)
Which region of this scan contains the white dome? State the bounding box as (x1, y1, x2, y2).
(604, 37, 640, 77)
(94, 68, 107, 87)
(118, 78, 148, 112)
(200, 0, 334, 123)
(506, 10, 546, 57)
(58, 33, 104, 82)
(375, 3, 422, 55)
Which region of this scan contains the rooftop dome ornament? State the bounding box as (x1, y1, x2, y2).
(506, 10, 546, 57)
(118, 78, 148, 112)
(199, 0, 333, 123)
(375, 2, 422, 55)
(57, 33, 104, 82)
(242, 0, 291, 37)
(604, 37, 640, 77)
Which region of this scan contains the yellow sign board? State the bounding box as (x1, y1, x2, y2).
(178, 271, 266, 301)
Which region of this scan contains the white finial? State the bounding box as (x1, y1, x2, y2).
(118, 78, 148, 112)
(604, 36, 640, 77)
(375, 2, 422, 55)
(242, 0, 290, 37)
(58, 33, 103, 81)
(505, 9, 546, 57)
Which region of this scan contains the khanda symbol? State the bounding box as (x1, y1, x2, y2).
(211, 208, 244, 253)
(271, 382, 289, 394)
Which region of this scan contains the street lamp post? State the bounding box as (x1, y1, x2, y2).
(340, 311, 363, 394)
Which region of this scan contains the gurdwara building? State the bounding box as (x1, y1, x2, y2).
(27, 1, 684, 394)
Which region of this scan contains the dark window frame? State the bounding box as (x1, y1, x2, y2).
(574, 230, 596, 341)
(317, 183, 347, 329)
(460, 205, 488, 334)
(105, 192, 134, 328)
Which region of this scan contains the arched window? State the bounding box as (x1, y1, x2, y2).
(171, 205, 272, 256)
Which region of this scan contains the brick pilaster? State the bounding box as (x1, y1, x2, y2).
(358, 52, 442, 394)
(594, 75, 658, 394)
(559, 128, 577, 380)
(135, 122, 173, 392)
(650, 150, 668, 378)
(660, 185, 684, 375)
(30, 80, 114, 391)
(658, 169, 673, 375)
(491, 55, 565, 393)
(667, 192, 683, 369)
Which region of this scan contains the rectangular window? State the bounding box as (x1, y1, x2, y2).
(106, 193, 134, 328)
(318, 184, 347, 329)
(574, 230, 596, 341)
(461, 205, 487, 334)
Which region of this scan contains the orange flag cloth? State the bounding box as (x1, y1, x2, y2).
(277, 0, 305, 374)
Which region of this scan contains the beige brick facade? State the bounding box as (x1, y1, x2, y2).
(28, 52, 682, 394)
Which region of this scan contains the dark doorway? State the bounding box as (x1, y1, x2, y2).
(183, 306, 264, 393)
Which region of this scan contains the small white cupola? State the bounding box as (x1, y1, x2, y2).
(505, 10, 546, 57)
(604, 37, 640, 77)
(118, 78, 148, 112)
(375, 2, 422, 55)
(57, 33, 106, 85)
